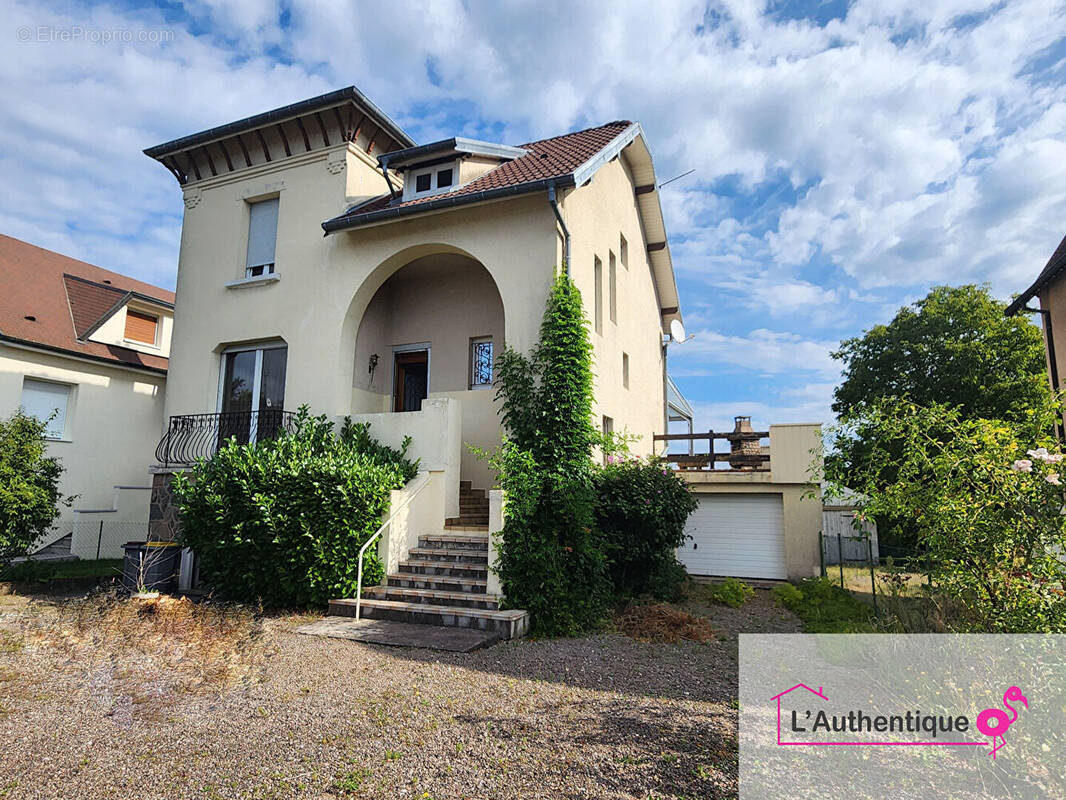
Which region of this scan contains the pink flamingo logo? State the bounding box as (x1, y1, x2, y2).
(976, 686, 1027, 759)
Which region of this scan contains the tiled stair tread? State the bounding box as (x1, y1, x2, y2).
(443, 524, 490, 531)
(365, 587, 501, 604)
(421, 533, 489, 543)
(389, 574, 488, 589)
(401, 558, 487, 568)
(335, 598, 526, 620)
(408, 547, 487, 559)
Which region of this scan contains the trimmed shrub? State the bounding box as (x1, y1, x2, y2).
(173, 408, 417, 607)
(0, 410, 67, 563)
(594, 456, 697, 599)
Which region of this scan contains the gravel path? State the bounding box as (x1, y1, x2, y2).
(0, 589, 798, 799)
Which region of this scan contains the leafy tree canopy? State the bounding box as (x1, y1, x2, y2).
(832, 284, 1049, 423)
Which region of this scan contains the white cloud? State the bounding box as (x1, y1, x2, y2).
(671, 328, 842, 379)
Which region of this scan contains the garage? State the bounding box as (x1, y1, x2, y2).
(678, 493, 787, 580)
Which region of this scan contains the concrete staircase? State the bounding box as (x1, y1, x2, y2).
(328, 483, 529, 640)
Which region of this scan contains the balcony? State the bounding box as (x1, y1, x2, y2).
(154, 410, 297, 467)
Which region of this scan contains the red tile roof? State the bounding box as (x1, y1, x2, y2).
(326, 121, 633, 228)
(1007, 233, 1066, 315)
(0, 234, 173, 372)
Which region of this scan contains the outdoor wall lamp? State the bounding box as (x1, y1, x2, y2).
(368, 353, 379, 381)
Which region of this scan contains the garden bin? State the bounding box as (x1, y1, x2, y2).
(121, 541, 182, 593)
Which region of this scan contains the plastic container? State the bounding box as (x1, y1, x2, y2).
(121, 541, 182, 593)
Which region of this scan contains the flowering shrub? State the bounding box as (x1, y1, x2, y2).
(173, 408, 417, 607)
(838, 400, 1066, 632)
(594, 456, 697, 599)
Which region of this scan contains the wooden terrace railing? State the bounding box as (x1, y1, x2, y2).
(653, 429, 770, 471)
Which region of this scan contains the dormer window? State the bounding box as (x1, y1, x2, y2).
(404, 162, 458, 200)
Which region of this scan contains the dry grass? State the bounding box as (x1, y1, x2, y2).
(615, 601, 718, 643)
(3, 590, 264, 709)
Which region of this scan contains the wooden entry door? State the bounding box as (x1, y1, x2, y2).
(393, 350, 428, 412)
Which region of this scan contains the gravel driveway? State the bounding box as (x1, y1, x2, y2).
(0, 589, 798, 800)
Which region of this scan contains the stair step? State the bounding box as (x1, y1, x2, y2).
(418, 534, 488, 551)
(365, 586, 500, 610)
(387, 574, 487, 593)
(329, 598, 528, 639)
(399, 559, 487, 579)
(444, 523, 490, 532)
(407, 547, 487, 564)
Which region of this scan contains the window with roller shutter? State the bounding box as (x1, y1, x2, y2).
(124, 309, 158, 344)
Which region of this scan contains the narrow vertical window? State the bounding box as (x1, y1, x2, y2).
(609, 251, 617, 324)
(622, 352, 629, 389)
(620, 234, 628, 269)
(246, 197, 279, 278)
(594, 256, 603, 334)
(470, 336, 494, 388)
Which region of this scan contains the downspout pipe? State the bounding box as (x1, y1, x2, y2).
(379, 155, 398, 201)
(548, 183, 571, 275)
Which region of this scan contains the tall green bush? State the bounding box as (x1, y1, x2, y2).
(492, 272, 610, 635)
(173, 408, 417, 607)
(0, 410, 67, 563)
(594, 456, 697, 599)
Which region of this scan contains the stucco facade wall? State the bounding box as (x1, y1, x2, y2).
(1038, 280, 1066, 399)
(0, 344, 164, 519)
(559, 157, 667, 455)
(164, 146, 558, 489)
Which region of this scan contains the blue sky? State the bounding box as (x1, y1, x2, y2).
(2, 0, 1065, 434)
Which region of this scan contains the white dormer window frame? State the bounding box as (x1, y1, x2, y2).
(403, 160, 459, 201)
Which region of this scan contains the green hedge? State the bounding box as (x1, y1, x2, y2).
(173, 409, 417, 607)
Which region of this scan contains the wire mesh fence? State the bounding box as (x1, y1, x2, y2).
(30, 518, 152, 561)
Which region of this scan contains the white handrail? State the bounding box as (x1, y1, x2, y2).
(355, 473, 431, 621)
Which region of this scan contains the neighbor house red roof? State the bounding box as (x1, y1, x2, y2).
(0, 234, 173, 373)
(324, 121, 633, 230)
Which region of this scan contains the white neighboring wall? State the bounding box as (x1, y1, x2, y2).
(0, 343, 166, 554)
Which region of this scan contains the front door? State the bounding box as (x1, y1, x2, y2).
(393, 350, 428, 412)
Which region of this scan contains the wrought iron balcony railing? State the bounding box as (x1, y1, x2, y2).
(155, 410, 297, 467)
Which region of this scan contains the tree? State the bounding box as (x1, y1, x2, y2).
(832, 285, 1049, 422)
(0, 410, 66, 562)
(829, 286, 1051, 544)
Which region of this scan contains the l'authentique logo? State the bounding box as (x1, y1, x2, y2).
(770, 683, 1027, 760)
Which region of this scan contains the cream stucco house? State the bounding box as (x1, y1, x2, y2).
(145, 86, 819, 636)
(0, 234, 173, 559)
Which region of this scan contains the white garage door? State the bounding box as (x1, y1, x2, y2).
(678, 494, 787, 580)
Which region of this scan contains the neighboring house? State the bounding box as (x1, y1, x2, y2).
(1006, 233, 1066, 398)
(143, 85, 685, 636)
(0, 234, 173, 558)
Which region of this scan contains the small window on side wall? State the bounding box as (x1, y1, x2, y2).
(21, 379, 71, 440)
(470, 337, 494, 388)
(620, 234, 628, 269)
(622, 352, 629, 389)
(246, 197, 279, 278)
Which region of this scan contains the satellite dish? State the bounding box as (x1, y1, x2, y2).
(670, 318, 686, 342)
